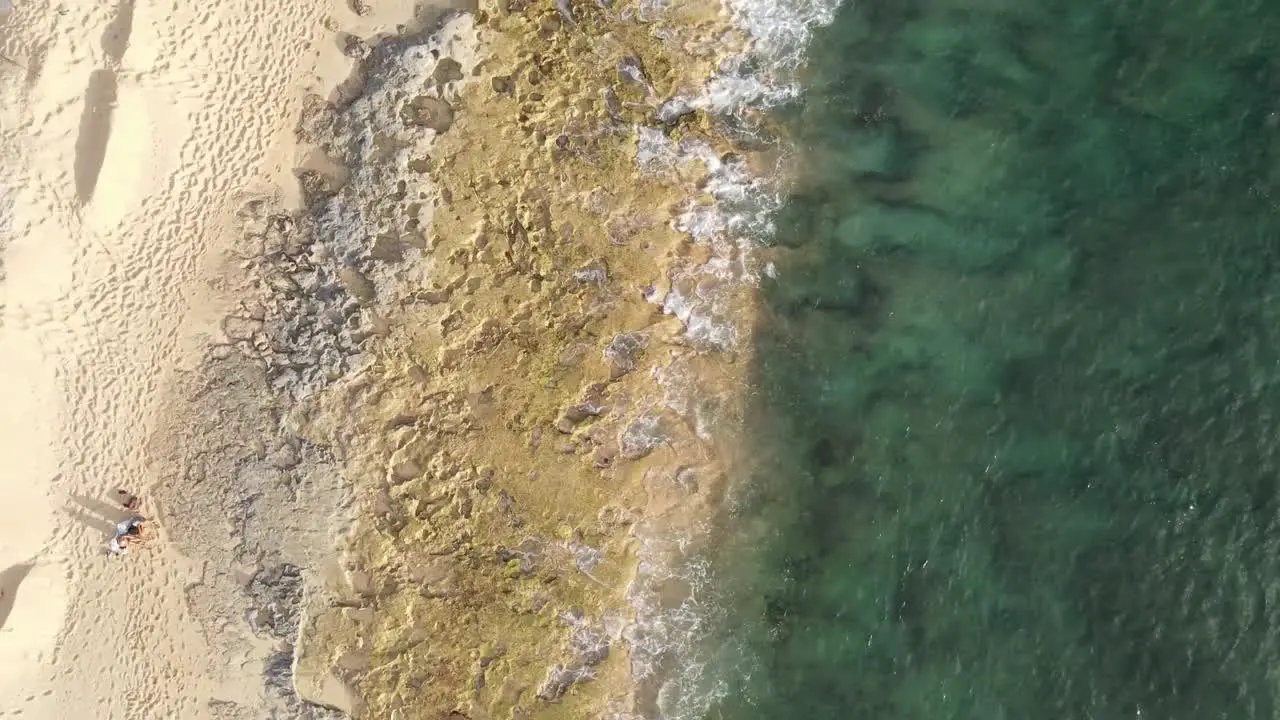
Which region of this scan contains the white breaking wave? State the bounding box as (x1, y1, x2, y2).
(639, 0, 844, 351)
(703, 0, 842, 110)
(622, 0, 844, 717)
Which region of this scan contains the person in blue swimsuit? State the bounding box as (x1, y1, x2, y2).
(116, 516, 144, 538)
(107, 492, 148, 556)
(108, 517, 147, 556)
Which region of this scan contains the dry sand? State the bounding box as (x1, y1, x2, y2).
(0, 0, 438, 717)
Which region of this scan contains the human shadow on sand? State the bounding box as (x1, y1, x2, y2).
(0, 563, 34, 632)
(67, 493, 130, 539)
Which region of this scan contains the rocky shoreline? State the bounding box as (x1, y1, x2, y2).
(171, 0, 778, 717)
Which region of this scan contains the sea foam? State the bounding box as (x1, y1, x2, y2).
(622, 0, 842, 717)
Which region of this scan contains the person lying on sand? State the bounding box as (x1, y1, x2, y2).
(107, 516, 148, 556)
(108, 532, 130, 556)
(116, 516, 146, 539)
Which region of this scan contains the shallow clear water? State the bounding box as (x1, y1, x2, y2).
(706, 0, 1280, 717)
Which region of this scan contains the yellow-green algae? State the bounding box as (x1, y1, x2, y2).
(296, 1, 768, 718)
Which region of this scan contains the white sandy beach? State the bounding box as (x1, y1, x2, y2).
(0, 0, 428, 716)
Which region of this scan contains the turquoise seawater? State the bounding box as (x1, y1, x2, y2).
(703, 0, 1280, 717)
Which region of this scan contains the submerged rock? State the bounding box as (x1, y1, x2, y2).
(617, 55, 650, 90)
(555, 384, 609, 433)
(604, 331, 646, 379)
(601, 87, 622, 120)
(573, 259, 608, 286)
(771, 255, 874, 316)
(839, 118, 914, 180)
(833, 203, 1022, 270)
(619, 413, 667, 459)
(537, 664, 593, 701)
(554, 0, 575, 23)
(656, 96, 695, 126)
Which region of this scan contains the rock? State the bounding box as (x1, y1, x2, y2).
(432, 57, 464, 87)
(262, 651, 295, 698)
(267, 443, 300, 469)
(296, 271, 321, 294)
(674, 465, 699, 493)
(616, 56, 649, 90)
(294, 94, 335, 144)
(558, 343, 590, 368)
(224, 316, 263, 341)
(266, 273, 300, 295)
(573, 259, 608, 286)
(554, 0, 574, 23)
(592, 442, 618, 468)
(414, 288, 451, 304)
(656, 96, 694, 125)
(841, 118, 914, 180)
(466, 318, 505, 353)
(345, 568, 374, 596)
(537, 664, 592, 701)
(296, 168, 345, 200)
(555, 384, 609, 433)
(401, 95, 455, 133)
(496, 542, 539, 575)
(245, 564, 304, 639)
(569, 622, 609, 665)
(338, 32, 369, 60)
(600, 87, 622, 120)
(641, 280, 667, 305)
(407, 364, 430, 386)
(391, 460, 422, 482)
(604, 332, 645, 379)
(370, 234, 404, 263)
(619, 413, 666, 459)
(269, 368, 300, 391)
(337, 267, 376, 304)
(439, 311, 463, 336)
(437, 345, 464, 368)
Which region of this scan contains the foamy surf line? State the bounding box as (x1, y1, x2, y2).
(623, 0, 841, 717)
